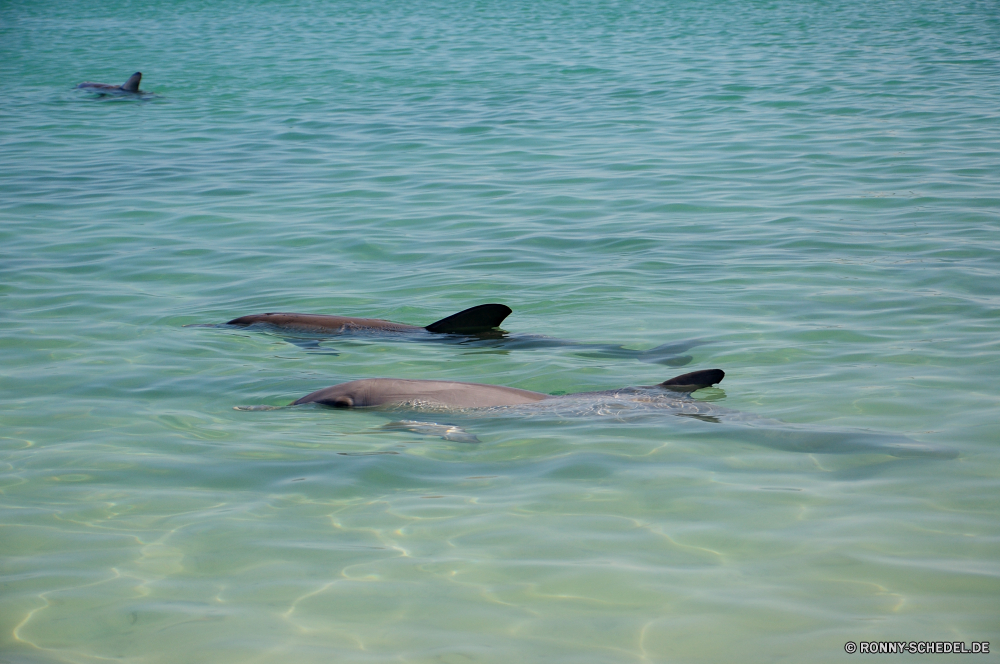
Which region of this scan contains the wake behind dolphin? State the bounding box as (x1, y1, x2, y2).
(282, 369, 957, 459)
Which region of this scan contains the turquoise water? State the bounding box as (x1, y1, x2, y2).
(2, 0, 999, 661)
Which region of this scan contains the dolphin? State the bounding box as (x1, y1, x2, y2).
(227, 303, 512, 335)
(293, 369, 726, 409)
(220, 303, 704, 365)
(287, 369, 956, 459)
(77, 72, 144, 94)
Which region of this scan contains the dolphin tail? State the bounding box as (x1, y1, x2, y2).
(121, 72, 142, 92)
(659, 369, 725, 392)
(424, 303, 512, 334)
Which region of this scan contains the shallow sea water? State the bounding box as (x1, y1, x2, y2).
(2, 0, 999, 662)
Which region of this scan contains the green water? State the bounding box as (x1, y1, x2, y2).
(2, 0, 999, 662)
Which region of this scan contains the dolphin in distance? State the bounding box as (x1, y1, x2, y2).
(77, 72, 144, 94)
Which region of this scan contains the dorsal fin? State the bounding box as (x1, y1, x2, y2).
(424, 304, 512, 334)
(659, 369, 725, 392)
(121, 72, 142, 93)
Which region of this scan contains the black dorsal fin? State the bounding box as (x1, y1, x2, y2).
(425, 304, 512, 334)
(659, 369, 725, 392)
(121, 72, 142, 92)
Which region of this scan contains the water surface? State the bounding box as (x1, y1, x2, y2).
(2, 0, 999, 662)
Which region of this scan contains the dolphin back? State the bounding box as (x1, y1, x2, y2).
(293, 378, 549, 409)
(225, 312, 419, 332)
(293, 370, 725, 411)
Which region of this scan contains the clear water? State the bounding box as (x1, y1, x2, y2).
(2, 0, 999, 662)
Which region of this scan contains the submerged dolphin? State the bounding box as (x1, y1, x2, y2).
(222, 303, 703, 365)
(77, 72, 143, 94)
(287, 369, 956, 459)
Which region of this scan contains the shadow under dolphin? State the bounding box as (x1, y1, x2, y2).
(443, 331, 705, 366)
(210, 303, 704, 365)
(278, 369, 956, 459)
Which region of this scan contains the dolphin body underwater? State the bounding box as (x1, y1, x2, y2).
(281, 369, 957, 459)
(222, 303, 703, 365)
(77, 72, 144, 94)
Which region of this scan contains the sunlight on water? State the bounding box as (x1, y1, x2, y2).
(1, 0, 999, 661)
